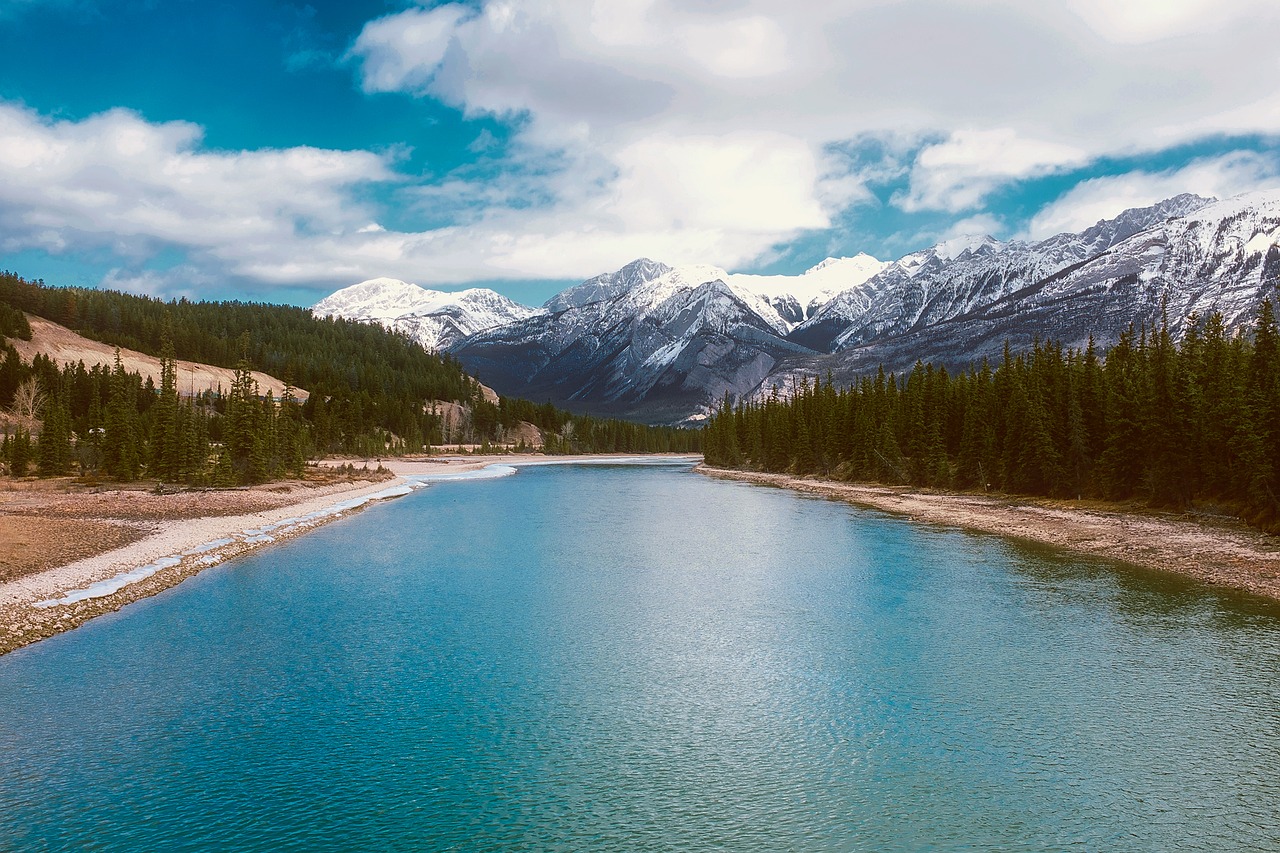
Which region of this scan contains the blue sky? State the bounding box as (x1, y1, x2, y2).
(2, 0, 1279, 307)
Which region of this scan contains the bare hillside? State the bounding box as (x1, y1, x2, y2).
(8, 314, 308, 400)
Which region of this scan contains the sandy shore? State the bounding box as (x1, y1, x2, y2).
(698, 465, 1280, 602)
(0, 454, 699, 656)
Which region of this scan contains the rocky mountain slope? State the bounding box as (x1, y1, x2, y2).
(792, 193, 1213, 353)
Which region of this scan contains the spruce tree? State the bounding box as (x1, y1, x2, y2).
(102, 350, 140, 481)
(37, 391, 73, 476)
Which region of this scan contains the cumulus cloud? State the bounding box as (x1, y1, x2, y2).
(0, 102, 836, 292)
(0, 103, 391, 265)
(351, 4, 471, 94)
(898, 129, 1088, 213)
(10, 0, 1280, 295)
(607, 132, 828, 233)
(1025, 152, 1280, 239)
(943, 213, 1005, 242)
(346, 0, 1280, 238)
(1065, 0, 1279, 44)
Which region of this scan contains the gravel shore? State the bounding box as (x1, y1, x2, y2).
(698, 465, 1280, 603)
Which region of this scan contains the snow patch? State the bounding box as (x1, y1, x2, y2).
(34, 556, 183, 608)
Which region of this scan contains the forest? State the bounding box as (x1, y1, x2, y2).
(703, 301, 1280, 533)
(0, 271, 699, 485)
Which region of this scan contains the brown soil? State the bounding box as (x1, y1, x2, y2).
(0, 517, 150, 583)
(699, 466, 1280, 603)
(0, 467, 394, 584)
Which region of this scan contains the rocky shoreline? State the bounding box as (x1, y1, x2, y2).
(698, 465, 1280, 603)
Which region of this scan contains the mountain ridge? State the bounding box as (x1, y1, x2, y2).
(314, 189, 1280, 424)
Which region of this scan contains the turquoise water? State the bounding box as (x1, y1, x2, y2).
(2, 462, 1279, 851)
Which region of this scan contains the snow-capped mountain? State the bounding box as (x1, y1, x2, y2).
(768, 189, 1280, 394)
(313, 277, 540, 351)
(790, 193, 1214, 353)
(543, 258, 673, 313)
(453, 263, 818, 421)
(317, 189, 1280, 424)
(714, 253, 888, 326)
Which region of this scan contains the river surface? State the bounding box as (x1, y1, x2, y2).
(2, 462, 1279, 851)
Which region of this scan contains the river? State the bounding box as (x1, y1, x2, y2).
(2, 461, 1278, 850)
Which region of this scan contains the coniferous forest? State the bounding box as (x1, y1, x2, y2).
(0, 271, 699, 486)
(703, 301, 1280, 533)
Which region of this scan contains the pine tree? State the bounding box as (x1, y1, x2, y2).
(1246, 300, 1280, 527)
(5, 427, 32, 476)
(102, 350, 140, 481)
(150, 334, 181, 481)
(37, 391, 73, 476)
(223, 358, 262, 484)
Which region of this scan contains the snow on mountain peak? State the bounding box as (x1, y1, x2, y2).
(313, 277, 539, 351)
(543, 258, 673, 312)
(720, 255, 889, 317)
(803, 253, 881, 276)
(933, 234, 1001, 262)
(313, 278, 442, 322)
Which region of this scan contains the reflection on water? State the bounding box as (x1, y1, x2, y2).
(1, 463, 1278, 851)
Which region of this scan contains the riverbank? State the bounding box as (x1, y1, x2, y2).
(698, 465, 1280, 603)
(0, 454, 699, 656)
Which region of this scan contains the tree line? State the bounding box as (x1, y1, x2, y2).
(703, 302, 1280, 533)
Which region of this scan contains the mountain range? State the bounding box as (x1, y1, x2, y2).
(315, 190, 1280, 424)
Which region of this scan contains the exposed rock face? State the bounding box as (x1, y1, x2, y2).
(456, 269, 816, 423)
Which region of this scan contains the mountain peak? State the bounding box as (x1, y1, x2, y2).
(932, 234, 1001, 262)
(313, 277, 538, 351)
(802, 253, 883, 276)
(314, 277, 440, 321)
(543, 258, 674, 312)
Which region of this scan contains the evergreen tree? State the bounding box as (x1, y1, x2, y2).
(37, 391, 73, 476)
(101, 350, 140, 481)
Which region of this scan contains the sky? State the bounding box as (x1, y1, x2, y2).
(2, 0, 1279, 307)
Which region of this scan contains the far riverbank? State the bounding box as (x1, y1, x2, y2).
(698, 465, 1280, 603)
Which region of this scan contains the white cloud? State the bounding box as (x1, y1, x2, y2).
(345, 0, 1280, 237)
(350, 4, 471, 94)
(99, 267, 210, 302)
(673, 15, 790, 79)
(1025, 152, 1280, 239)
(0, 102, 839, 292)
(608, 132, 828, 233)
(10, 0, 1280, 295)
(943, 213, 1005, 241)
(899, 129, 1088, 213)
(0, 103, 391, 285)
(0, 104, 391, 256)
(1066, 0, 1279, 44)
